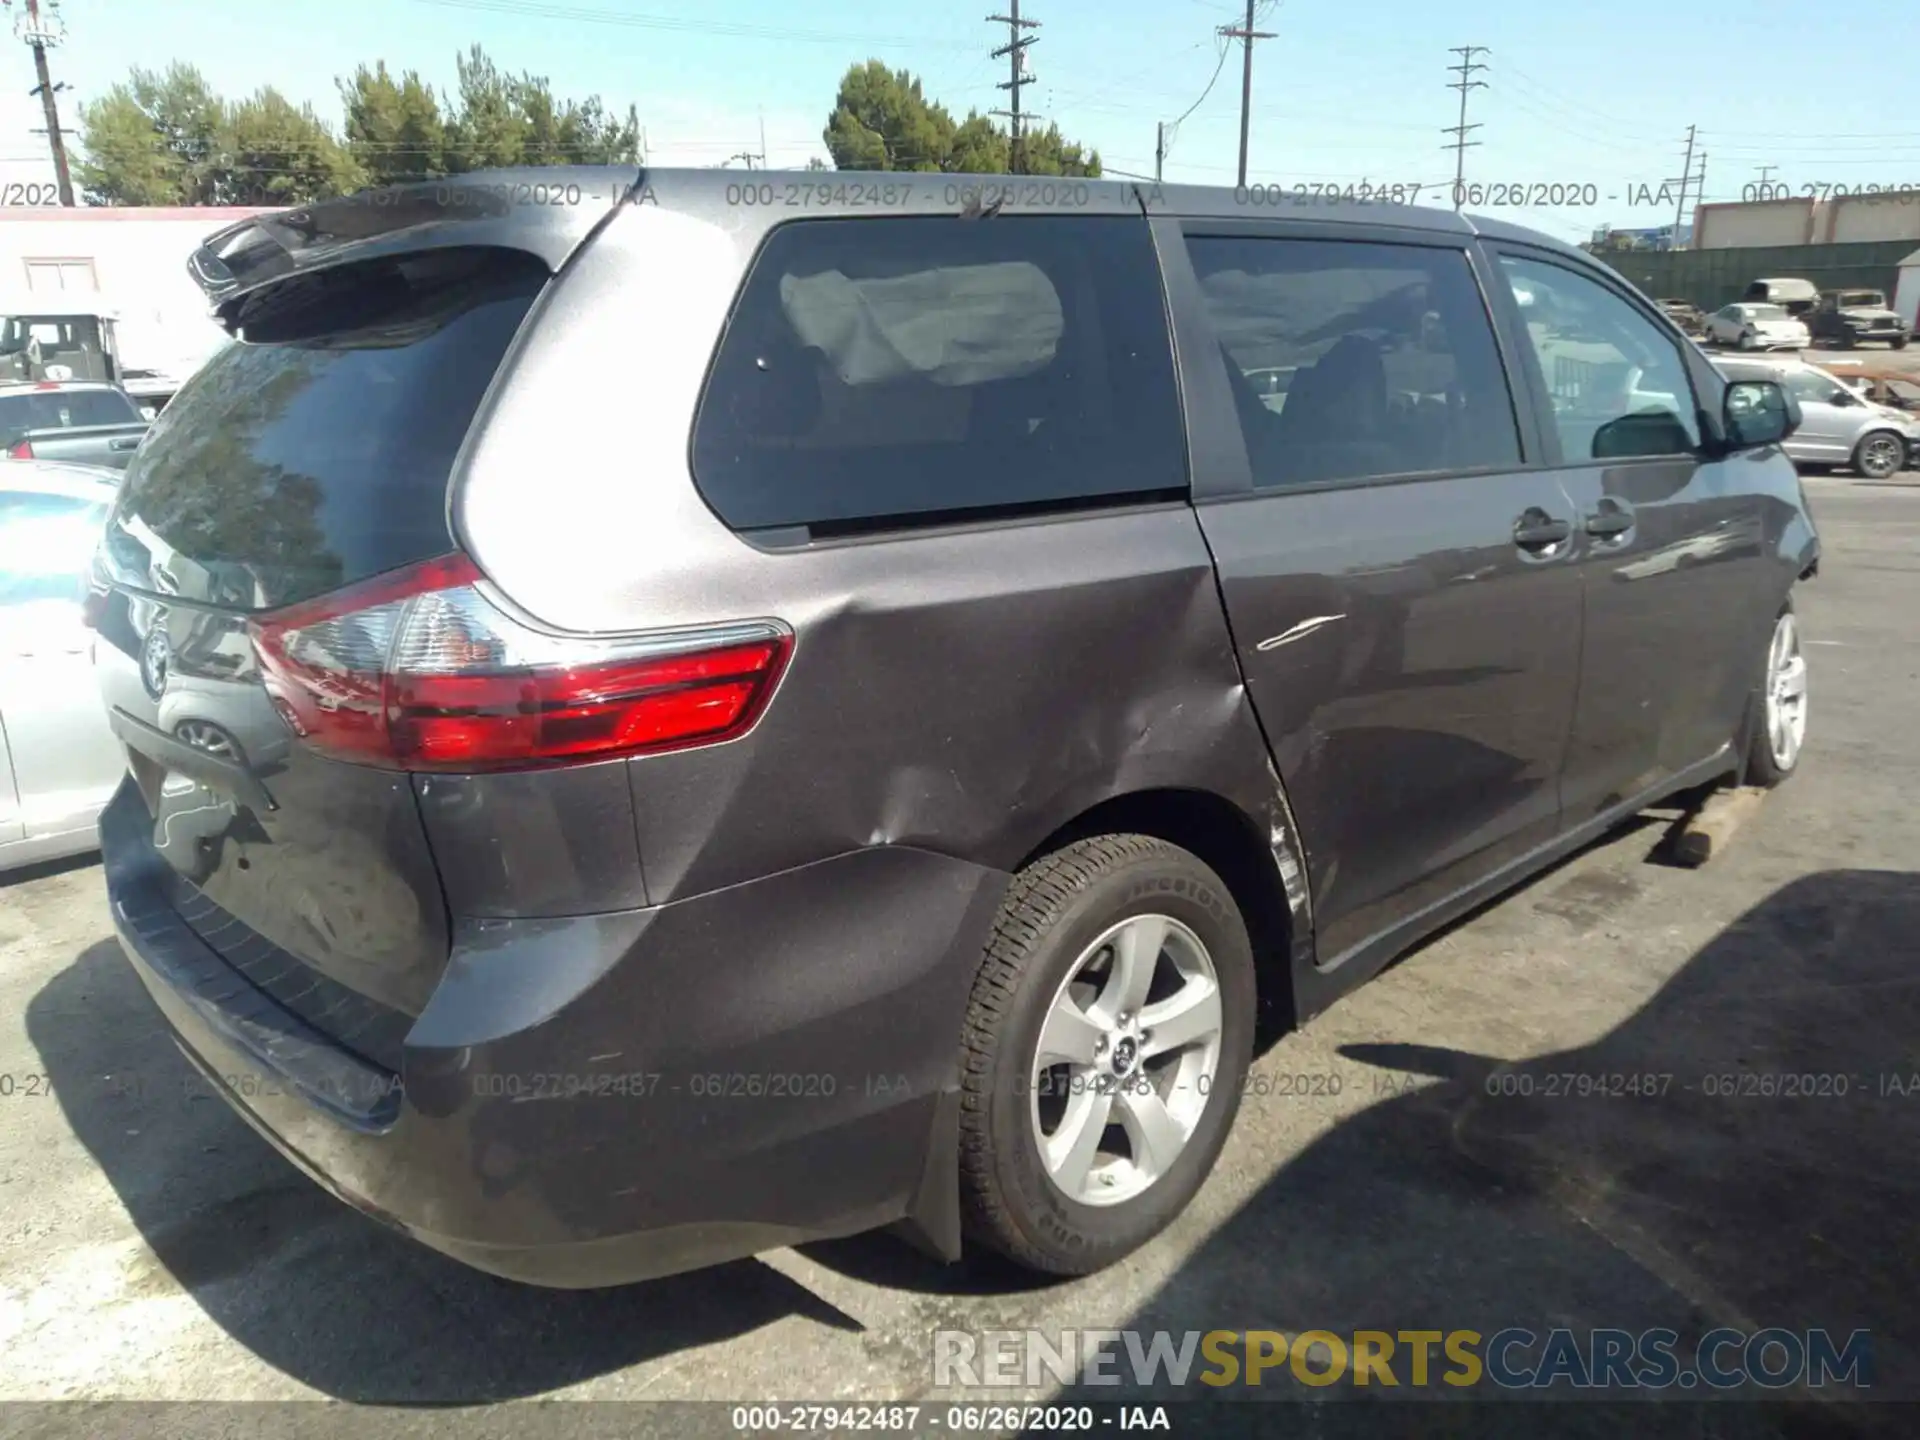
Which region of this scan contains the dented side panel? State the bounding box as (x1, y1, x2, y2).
(453, 199, 1294, 913)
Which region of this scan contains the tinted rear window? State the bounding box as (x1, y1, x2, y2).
(691, 216, 1184, 534)
(103, 248, 546, 610)
(0, 388, 140, 444)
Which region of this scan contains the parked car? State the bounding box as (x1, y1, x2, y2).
(1821, 362, 1920, 419)
(0, 382, 150, 469)
(1742, 277, 1820, 317)
(1703, 302, 1811, 351)
(1716, 356, 1919, 478)
(1808, 289, 1910, 350)
(0, 461, 125, 870)
(93, 168, 1818, 1289)
(1657, 297, 1706, 335)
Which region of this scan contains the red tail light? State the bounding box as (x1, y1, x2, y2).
(6, 441, 30, 459)
(248, 554, 791, 772)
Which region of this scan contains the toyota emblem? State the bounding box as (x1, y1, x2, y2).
(140, 624, 171, 701)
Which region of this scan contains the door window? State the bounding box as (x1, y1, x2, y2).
(1500, 255, 1700, 462)
(1782, 370, 1844, 406)
(692, 217, 1184, 533)
(1185, 236, 1521, 489)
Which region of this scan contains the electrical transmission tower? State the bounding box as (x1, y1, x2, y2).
(6, 0, 74, 205)
(1668, 124, 1698, 240)
(1443, 45, 1489, 209)
(987, 0, 1039, 174)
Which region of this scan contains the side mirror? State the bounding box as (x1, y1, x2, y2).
(1828, 388, 1858, 407)
(1723, 379, 1799, 449)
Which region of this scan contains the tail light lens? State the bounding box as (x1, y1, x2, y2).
(249, 554, 791, 772)
(6, 441, 30, 459)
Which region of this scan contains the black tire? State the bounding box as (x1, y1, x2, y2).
(957, 833, 1256, 1276)
(1894, 337, 1909, 351)
(1745, 599, 1805, 788)
(1852, 429, 1906, 480)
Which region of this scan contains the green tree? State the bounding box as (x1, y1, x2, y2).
(443, 45, 526, 171)
(74, 63, 224, 204)
(223, 88, 362, 205)
(821, 62, 1099, 176)
(823, 62, 954, 171)
(947, 112, 1009, 173)
(78, 44, 642, 209)
(1013, 121, 1100, 177)
(339, 62, 446, 185)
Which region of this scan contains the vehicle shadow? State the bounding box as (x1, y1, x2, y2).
(1052, 866, 1919, 1433)
(26, 939, 861, 1404)
(1, 851, 100, 890)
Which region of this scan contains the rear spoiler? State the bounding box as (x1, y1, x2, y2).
(189, 166, 644, 331)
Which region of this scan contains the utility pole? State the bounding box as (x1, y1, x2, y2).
(1671, 124, 1697, 240)
(1220, 0, 1274, 187)
(1678, 150, 1706, 246)
(987, 0, 1039, 174)
(759, 112, 768, 169)
(728, 150, 759, 169)
(1443, 45, 1489, 209)
(8, 0, 75, 205)
(1155, 121, 1165, 182)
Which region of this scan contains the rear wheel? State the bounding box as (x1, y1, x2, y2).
(958, 834, 1256, 1276)
(1852, 430, 1905, 479)
(1747, 603, 1808, 787)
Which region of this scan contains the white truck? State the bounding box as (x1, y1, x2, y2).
(0, 294, 227, 419)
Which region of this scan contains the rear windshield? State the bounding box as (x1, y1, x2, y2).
(691, 216, 1184, 534)
(0, 388, 140, 445)
(103, 247, 547, 610)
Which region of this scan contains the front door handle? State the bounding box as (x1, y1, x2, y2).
(1586, 502, 1635, 538)
(1513, 510, 1573, 549)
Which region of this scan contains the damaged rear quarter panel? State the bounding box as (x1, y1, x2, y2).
(453, 199, 1294, 907)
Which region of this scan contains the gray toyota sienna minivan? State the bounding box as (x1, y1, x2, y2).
(91, 168, 1818, 1286)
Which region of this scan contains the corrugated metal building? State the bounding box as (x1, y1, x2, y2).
(1594, 239, 1914, 312)
(1693, 195, 1920, 249)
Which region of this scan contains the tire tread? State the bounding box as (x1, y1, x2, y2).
(956, 833, 1177, 1270)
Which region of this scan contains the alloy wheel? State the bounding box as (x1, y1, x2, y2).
(1765, 611, 1808, 772)
(1857, 434, 1904, 480)
(1029, 913, 1223, 1207)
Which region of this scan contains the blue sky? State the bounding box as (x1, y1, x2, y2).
(4, 0, 1919, 240)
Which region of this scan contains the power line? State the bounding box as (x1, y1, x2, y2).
(1442, 45, 1488, 210)
(1156, 32, 1233, 175)
(5, 0, 74, 205)
(1220, 0, 1275, 187)
(407, 0, 978, 51)
(986, 0, 1039, 173)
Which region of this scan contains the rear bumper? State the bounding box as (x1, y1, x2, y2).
(102, 780, 1003, 1286)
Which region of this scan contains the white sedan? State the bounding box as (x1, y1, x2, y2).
(0, 460, 124, 870)
(1703, 302, 1811, 352)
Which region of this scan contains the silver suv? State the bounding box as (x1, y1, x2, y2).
(1717, 356, 1918, 477)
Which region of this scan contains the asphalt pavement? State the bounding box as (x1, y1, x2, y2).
(0, 478, 1915, 1438)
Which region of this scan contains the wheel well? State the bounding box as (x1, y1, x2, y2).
(1017, 788, 1298, 1037)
